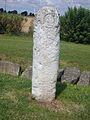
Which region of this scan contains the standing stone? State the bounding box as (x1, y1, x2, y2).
(32, 6, 60, 102)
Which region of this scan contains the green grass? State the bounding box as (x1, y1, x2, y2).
(61, 42, 90, 71)
(0, 74, 90, 120)
(0, 34, 90, 71)
(0, 35, 90, 119)
(0, 34, 33, 70)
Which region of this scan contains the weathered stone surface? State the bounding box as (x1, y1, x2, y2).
(21, 66, 32, 79)
(32, 6, 60, 102)
(0, 61, 20, 76)
(78, 71, 90, 86)
(57, 69, 64, 81)
(61, 67, 80, 84)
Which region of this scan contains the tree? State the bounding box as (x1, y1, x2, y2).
(8, 10, 18, 14)
(0, 8, 4, 13)
(60, 7, 90, 44)
(21, 11, 28, 16)
(29, 12, 35, 16)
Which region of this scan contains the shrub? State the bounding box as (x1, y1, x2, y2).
(0, 13, 23, 34)
(60, 7, 90, 44)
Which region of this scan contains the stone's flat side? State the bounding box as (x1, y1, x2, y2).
(61, 67, 80, 84)
(0, 61, 20, 76)
(32, 6, 60, 102)
(78, 71, 90, 86)
(21, 66, 32, 80)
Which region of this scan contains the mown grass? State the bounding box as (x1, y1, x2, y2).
(0, 34, 90, 71)
(61, 42, 90, 71)
(0, 34, 33, 70)
(0, 74, 90, 120)
(0, 35, 90, 119)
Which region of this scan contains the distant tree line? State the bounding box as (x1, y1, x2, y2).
(0, 7, 90, 44)
(60, 7, 90, 44)
(0, 8, 35, 17)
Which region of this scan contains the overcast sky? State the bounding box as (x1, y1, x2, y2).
(0, 0, 90, 15)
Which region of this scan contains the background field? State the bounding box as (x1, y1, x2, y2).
(0, 34, 90, 71)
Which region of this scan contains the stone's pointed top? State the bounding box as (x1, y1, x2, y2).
(34, 6, 59, 28)
(37, 6, 59, 15)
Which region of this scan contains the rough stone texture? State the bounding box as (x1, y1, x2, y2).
(78, 71, 90, 86)
(57, 69, 64, 81)
(0, 61, 20, 76)
(21, 66, 32, 79)
(32, 6, 60, 102)
(61, 67, 80, 84)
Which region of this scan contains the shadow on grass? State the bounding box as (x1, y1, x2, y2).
(56, 82, 67, 99)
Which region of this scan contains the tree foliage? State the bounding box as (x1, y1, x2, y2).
(29, 12, 35, 17)
(61, 7, 90, 44)
(0, 8, 4, 13)
(0, 8, 35, 17)
(21, 11, 28, 16)
(8, 10, 18, 14)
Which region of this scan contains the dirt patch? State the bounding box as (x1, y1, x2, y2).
(21, 16, 34, 33)
(37, 100, 70, 112)
(35, 100, 85, 113)
(0, 54, 8, 61)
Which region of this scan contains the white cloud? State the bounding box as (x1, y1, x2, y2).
(43, 0, 54, 5)
(0, 0, 90, 14)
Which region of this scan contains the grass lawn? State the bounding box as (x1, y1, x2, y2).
(0, 74, 90, 120)
(0, 34, 90, 120)
(0, 34, 90, 71)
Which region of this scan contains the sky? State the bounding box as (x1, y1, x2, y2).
(0, 0, 90, 15)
